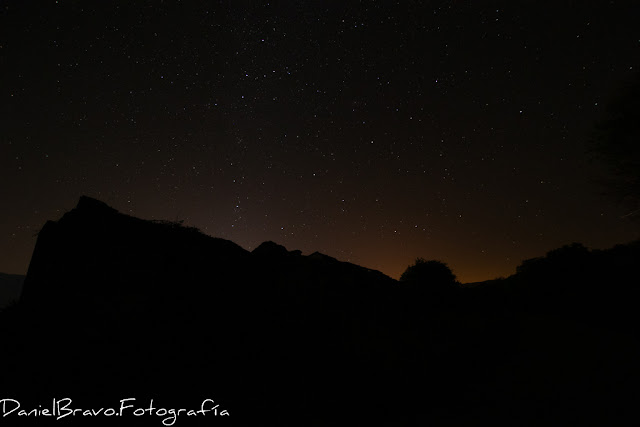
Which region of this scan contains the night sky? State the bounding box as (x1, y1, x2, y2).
(2, 1, 638, 283)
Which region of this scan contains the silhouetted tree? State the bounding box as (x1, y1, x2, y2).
(400, 258, 458, 288)
(590, 72, 640, 219)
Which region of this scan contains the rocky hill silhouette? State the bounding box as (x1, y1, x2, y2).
(1, 196, 640, 426)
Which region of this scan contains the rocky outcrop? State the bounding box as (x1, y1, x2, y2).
(21, 195, 252, 313)
(251, 240, 297, 258)
(6, 196, 399, 424)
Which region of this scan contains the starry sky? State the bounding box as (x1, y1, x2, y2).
(1, 1, 638, 283)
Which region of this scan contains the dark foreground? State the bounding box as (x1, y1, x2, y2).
(1, 196, 639, 426)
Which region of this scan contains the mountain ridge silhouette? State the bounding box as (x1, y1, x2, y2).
(2, 195, 640, 426)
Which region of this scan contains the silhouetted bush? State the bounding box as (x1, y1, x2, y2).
(400, 258, 458, 290)
(516, 242, 591, 279)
